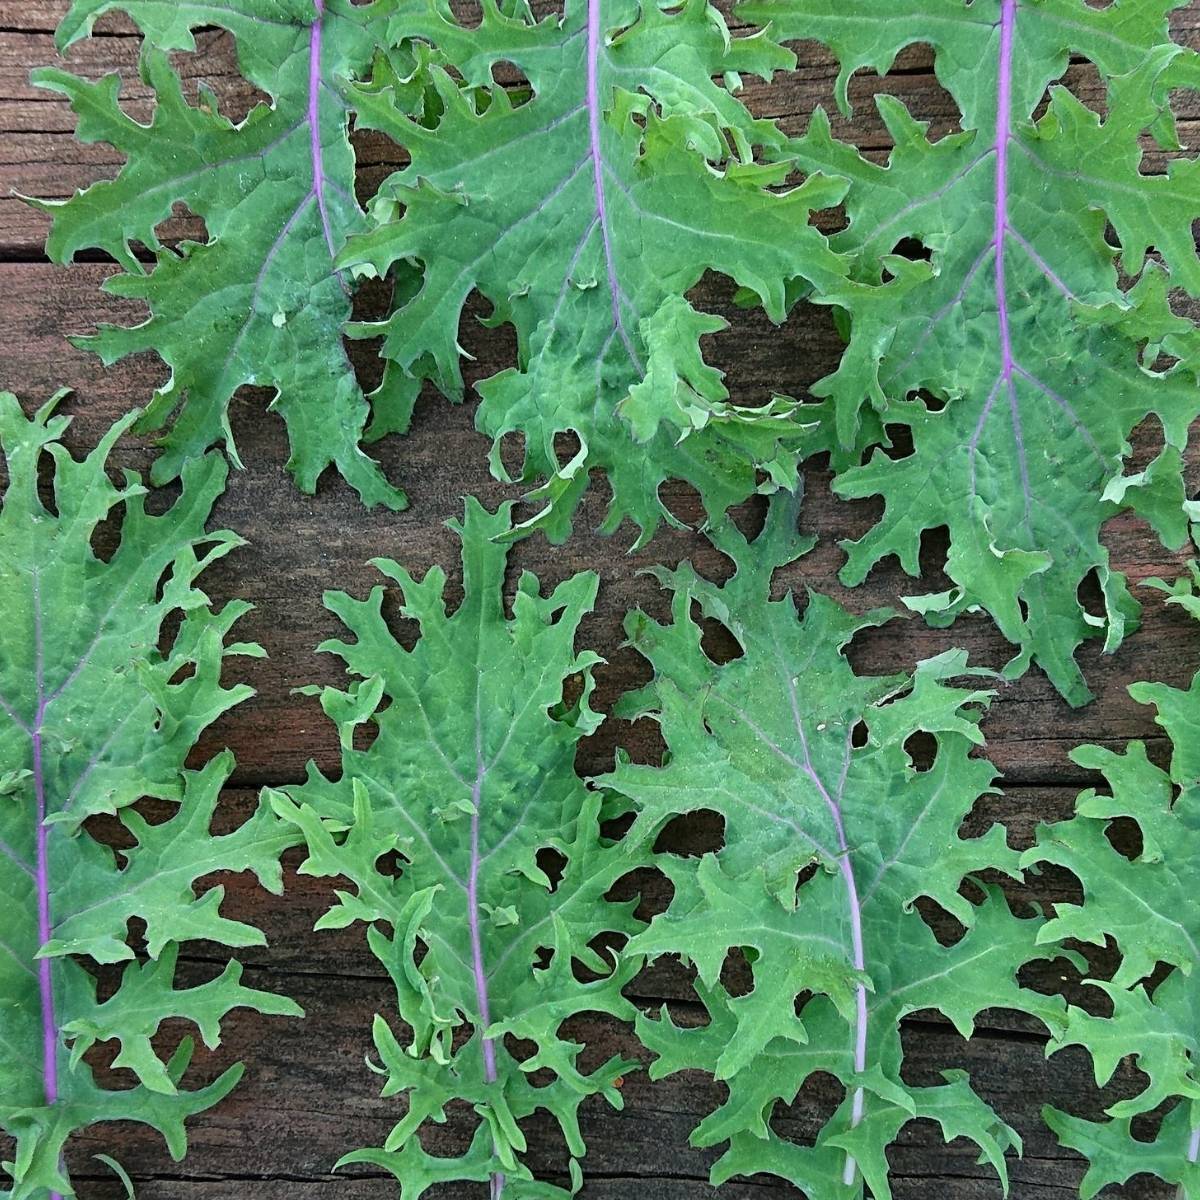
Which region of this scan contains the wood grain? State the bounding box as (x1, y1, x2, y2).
(1, 2, 1198, 1197)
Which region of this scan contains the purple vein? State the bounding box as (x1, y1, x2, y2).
(0, 690, 29, 734)
(968, 376, 1003, 499)
(0, 936, 35, 978)
(586, 0, 642, 373)
(883, 242, 994, 387)
(61, 705, 143, 814)
(1005, 375, 1031, 522)
(44, 560, 157, 709)
(224, 194, 316, 373)
(30, 572, 63, 1200)
(1005, 227, 1076, 301)
(122, 119, 304, 214)
(0, 834, 34, 878)
(1013, 365, 1110, 466)
(864, 149, 991, 248)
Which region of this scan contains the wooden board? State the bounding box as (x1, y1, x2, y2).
(1, 2, 1198, 1197)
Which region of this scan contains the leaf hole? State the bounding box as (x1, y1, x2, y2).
(170, 40, 269, 124)
(659, 479, 705, 529)
(876, 422, 914, 462)
(502, 1031, 538, 1067)
(1125, 412, 1167, 475)
(142, 474, 181, 518)
(575, 932, 623, 984)
(157, 607, 185, 660)
(35, 442, 59, 517)
(693, 604, 743, 666)
(497, 430, 528, 481)
(344, 327, 387, 400)
(1103, 815, 1143, 861)
(1076, 567, 1105, 622)
(490, 61, 533, 107)
(719, 947, 753, 998)
(553, 429, 583, 470)
(125, 915, 149, 954)
(608, 863, 668, 923)
(152, 563, 174, 606)
(155, 200, 208, 255)
(889, 237, 931, 263)
(1033, 59, 1106, 123)
(903, 730, 937, 771)
(82, 809, 136, 859)
(836, 41, 963, 150)
(794, 859, 820, 896)
(446, 0, 486, 28)
(376, 848, 406, 879)
(814, 201, 848, 236)
(652, 809, 726, 858)
(1129, 1100, 1173, 1145)
(537, 846, 568, 893)
(767, 1067, 844, 1148)
(728, 492, 769, 542)
(913, 894, 966, 946)
(353, 718, 380, 754)
(166, 660, 197, 687)
(88, 499, 126, 564)
(850, 720, 869, 748)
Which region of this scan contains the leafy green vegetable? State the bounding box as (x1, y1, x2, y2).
(32, 0, 411, 509)
(274, 499, 644, 1197)
(600, 489, 1069, 1197)
(341, 0, 850, 544)
(743, 0, 1200, 703)
(0, 393, 301, 1199)
(1022, 564, 1200, 1198)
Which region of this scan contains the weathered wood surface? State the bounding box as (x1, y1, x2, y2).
(2, 1, 1199, 1196)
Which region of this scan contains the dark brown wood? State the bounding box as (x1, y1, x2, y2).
(2, 3, 1199, 1197)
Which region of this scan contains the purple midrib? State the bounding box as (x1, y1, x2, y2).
(221, 0, 346, 375)
(960, 0, 1028, 517)
(308, 0, 339, 263)
(990, 0, 1031, 516)
(467, 777, 497, 1083)
(792, 716, 867, 1187)
(466, 761, 506, 1200)
(30, 572, 64, 1200)
(585, 0, 641, 370)
(992, 0, 1016, 384)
